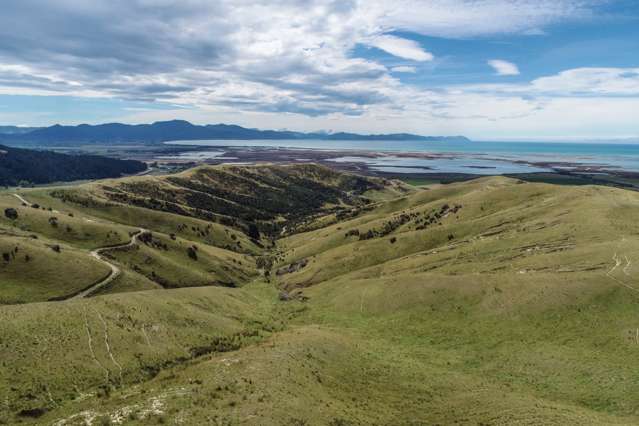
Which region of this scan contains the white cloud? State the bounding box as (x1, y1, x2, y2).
(391, 66, 417, 73)
(531, 67, 639, 95)
(367, 35, 433, 61)
(0, 0, 598, 114)
(488, 60, 520, 76)
(0, 0, 634, 139)
(380, 0, 596, 38)
(461, 67, 639, 96)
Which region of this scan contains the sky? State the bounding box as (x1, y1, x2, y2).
(0, 0, 637, 140)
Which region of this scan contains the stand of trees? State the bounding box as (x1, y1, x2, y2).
(0, 145, 146, 186)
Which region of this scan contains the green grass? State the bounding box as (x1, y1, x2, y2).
(106, 232, 258, 289)
(398, 176, 444, 186)
(507, 171, 639, 190)
(90, 268, 162, 296)
(0, 192, 134, 250)
(0, 164, 407, 301)
(4, 168, 639, 424)
(0, 231, 111, 304)
(0, 281, 282, 422)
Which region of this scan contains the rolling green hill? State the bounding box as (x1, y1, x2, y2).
(1, 164, 639, 424)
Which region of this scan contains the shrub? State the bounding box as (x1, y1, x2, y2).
(4, 208, 18, 220)
(138, 232, 153, 244)
(248, 223, 260, 240)
(187, 246, 198, 260)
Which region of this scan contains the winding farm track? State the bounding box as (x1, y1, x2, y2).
(13, 193, 29, 205)
(72, 229, 146, 299)
(14, 192, 147, 299)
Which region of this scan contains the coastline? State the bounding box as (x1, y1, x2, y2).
(152, 145, 639, 190)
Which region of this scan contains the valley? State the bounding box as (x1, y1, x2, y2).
(1, 164, 639, 424)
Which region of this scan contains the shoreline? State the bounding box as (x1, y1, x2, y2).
(13, 142, 639, 191)
(150, 145, 639, 190)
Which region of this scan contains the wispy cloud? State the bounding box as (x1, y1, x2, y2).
(462, 67, 639, 96)
(391, 66, 417, 73)
(531, 67, 639, 95)
(488, 60, 520, 76)
(367, 35, 433, 61)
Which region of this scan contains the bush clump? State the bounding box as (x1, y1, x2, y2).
(187, 246, 198, 260)
(4, 207, 18, 220)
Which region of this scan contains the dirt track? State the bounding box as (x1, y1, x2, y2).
(71, 229, 146, 299)
(14, 192, 147, 299)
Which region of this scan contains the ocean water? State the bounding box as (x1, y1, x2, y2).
(328, 155, 553, 175)
(165, 139, 639, 174)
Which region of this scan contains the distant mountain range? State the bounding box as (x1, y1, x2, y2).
(0, 126, 41, 135)
(0, 120, 470, 145)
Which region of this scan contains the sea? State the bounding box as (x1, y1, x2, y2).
(165, 139, 639, 175)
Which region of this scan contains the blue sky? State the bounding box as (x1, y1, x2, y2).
(0, 0, 637, 140)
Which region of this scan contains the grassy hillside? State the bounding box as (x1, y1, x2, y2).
(0, 231, 111, 304)
(2, 166, 639, 424)
(0, 283, 283, 422)
(93, 164, 406, 236)
(0, 164, 396, 302)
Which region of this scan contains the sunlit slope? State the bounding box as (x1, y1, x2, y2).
(0, 192, 134, 250)
(5, 172, 639, 424)
(0, 283, 281, 422)
(0, 187, 261, 301)
(0, 231, 111, 304)
(260, 176, 639, 424)
(0, 164, 403, 301)
(275, 177, 634, 289)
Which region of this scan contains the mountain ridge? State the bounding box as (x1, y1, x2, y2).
(0, 119, 470, 144)
(0, 126, 41, 135)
